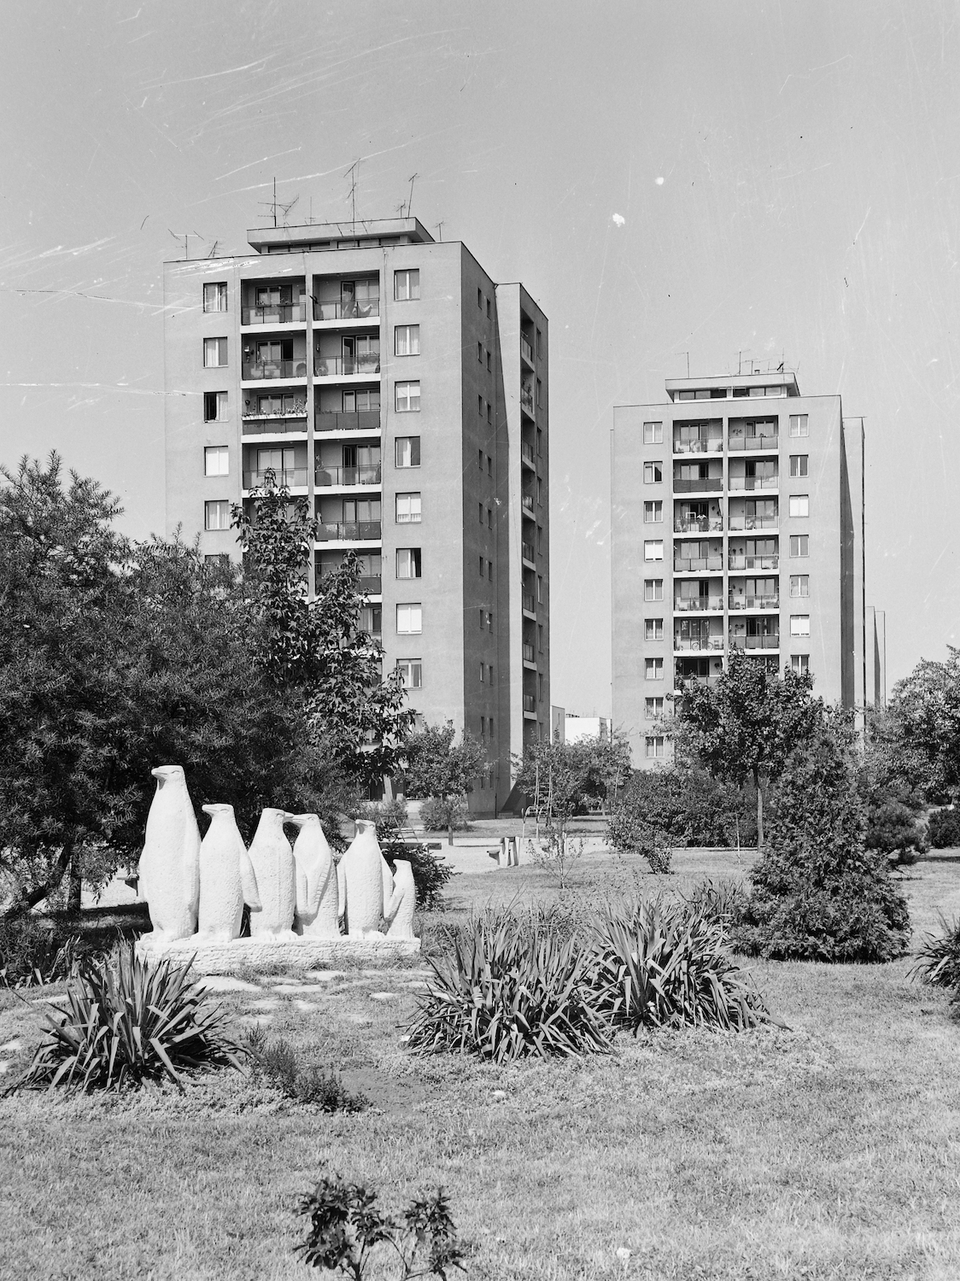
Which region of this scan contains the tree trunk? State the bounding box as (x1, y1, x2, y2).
(754, 768, 764, 850)
(66, 856, 83, 914)
(447, 822, 453, 846)
(0, 843, 74, 921)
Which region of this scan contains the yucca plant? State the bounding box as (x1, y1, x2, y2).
(405, 907, 611, 1062)
(10, 941, 244, 1093)
(911, 914, 960, 990)
(592, 900, 768, 1033)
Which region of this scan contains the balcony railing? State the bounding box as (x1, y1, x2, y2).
(241, 416, 308, 436)
(728, 515, 779, 530)
(521, 442, 535, 467)
(315, 521, 382, 542)
(522, 541, 535, 562)
(522, 643, 536, 663)
(522, 591, 535, 613)
(730, 635, 780, 650)
(314, 355, 381, 377)
(523, 694, 537, 713)
(728, 554, 779, 570)
(241, 302, 307, 325)
(673, 477, 723, 493)
(521, 335, 535, 364)
(728, 435, 779, 451)
(242, 360, 307, 380)
(674, 518, 724, 533)
(673, 439, 723, 454)
(673, 636, 725, 651)
(674, 598, 724, 613)
(315, 410, 382, 433)
(315, 464, 382, 487)
(676, 673, 722, 688)
(243, 467, 308, 489)
(360, 574, 382, 594)
(728, 596, 780, 611)
(674, 556, 724, 573)
(728, 476, 779, 491)
(522, 494, 535, 514)
(520, 390, 535, 416)
(313, 299, 380, 321)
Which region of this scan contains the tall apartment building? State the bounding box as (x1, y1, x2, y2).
(162, 217, 550, 813)
(612, 370, 874, 768)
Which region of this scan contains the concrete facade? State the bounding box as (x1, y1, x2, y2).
(162, 218, 550, 813)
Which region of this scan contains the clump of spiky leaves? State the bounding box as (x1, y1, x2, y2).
(681, 878, 750, 936)
(592, 900, 768, 1032)
(911, 914, 960, 991)
(10, 942, 243, 1093)
(243, 1027, 367, 1111)
(405, 907, 611, 1062)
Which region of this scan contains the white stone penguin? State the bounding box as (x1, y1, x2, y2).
(336, 819, 394, 937)
(289, 813, 339, 938)
(138, 765, 201, 943)
(384, 859, 417, 940)
(197, 804, 261, 943)
(247, 808, 297, 938)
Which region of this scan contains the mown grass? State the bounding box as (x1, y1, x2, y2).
(1, 847, 959, 1280)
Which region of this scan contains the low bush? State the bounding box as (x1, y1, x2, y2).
(0, 915, 81, 988)
(9, 943, 243, 1093)
(357, 797, 409, 834)
(381, 840, 455, 912)
(865, 799, 928, 866)
(592, 901, 768, 1032)
(418, 795, 470, 833)
(606, 807, 673, 873)
(243, 1028, 367, 1111)
(911, 915, 960, 991)
(927, 808, 960, 850)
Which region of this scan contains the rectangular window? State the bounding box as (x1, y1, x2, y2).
(643, 421, 663, 444)
(643, 501, 663, 524)
(789, 454, 808, 477)
(791, 654, 810, 674)
(789, 495, 809, 518)
(395, 436, 420, 467)
(644, 579, 664, 602)
(645, 697, 665, 718)
(789, 414, 809, 438)
(203, 554, 230, 566)
(478, 502, 484, 525)
(486, 611, 494, 631)
(643, 462, 663, 484)
(486, 351, 492, 372)
(203, 390, 228, 422)
(479, 555, 485, 578)
(486, 298, 491, 319)
(397, 659, 422, 689)
(486, 401, 492, 423)
(536, 378, 543, 407)
(790, 535, 809, 557)
(643, 540, 664, 562)
(204, 446, 229, 477)
(395, 324, 420, 356)
(396, 603, 422, 634)
(537, 575, 544, 603)
(395, 381, 421, 413)
(487, 559, 493, 580)
(477, 341, 484, 364)
(645, 658, 664, 680)
(478, 448, 484, 470)
(477, 288, 483, 309)
(644, 618, 664, 641)
(487, 454, 492, 476)
(203, 337, 227, 368)
(490, 664, 495, 685)
(396, 548, 422, 579)
(537, 623, 544, 650)
(203, 282, 227, 312)
(478, 394, 483, 417)
(487, 506, 494, 528)
(645, 736, 666, 759)
(394, 269, 420, 301)
(395, 492, 421, 523)
(790, 615, 811, 637)
(204, 500, 230, 531)
(479, 663, 485, 683)
(790, 574, 810, 598)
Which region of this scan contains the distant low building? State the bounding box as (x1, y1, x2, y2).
(564, 715, 612, 744)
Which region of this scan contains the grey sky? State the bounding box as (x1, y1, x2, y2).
(2, 1, 959, 713)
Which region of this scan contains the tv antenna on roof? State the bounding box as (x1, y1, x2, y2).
(278, 194, 300, 226)
(435, 220, 444, 241)
(168, 229, 201, 259)
(404, 173, 418, 219)
(257, 177, 282, 228)
(345, 159, 361, 231)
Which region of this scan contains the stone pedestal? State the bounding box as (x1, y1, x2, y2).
(136, 934, 421, 975)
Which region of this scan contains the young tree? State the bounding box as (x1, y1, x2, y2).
(884, 651, 960, 804)
(569, 732, 633, 814)
(672, 651, 826, 847)
(400, 721, 486, 844)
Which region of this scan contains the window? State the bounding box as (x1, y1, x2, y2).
(536, 379, 543, 407)
(477, 288, 483, 309)
(645, 736, 666, 759)
(203, 391, 228, 422)
(537, 575, 544, 603)
(789, 535, 809, 557)
(395, 381, 421, 413)
(394, 269, 419, 301)
(789, 495, 809, 518)
(477, 342, 484, 364)
(395, 325, 420, 356)
(643, 421, 663, 444)
(478, 555, 485, 578)
(537, 623, 544, 650)
(396, 659, 422, 689)
(645, 658, 664, 680)
(789, 454, 808, 478)
(204, 446, 229, 477)
(478, 502, 484, 525)
(204, 553, 230, 566)
(791, 655, 810, 674)
(487, 506, 494, 528)
(643, 540, 664, 561)
(645, 618, 664, 641)
(790, 615, 811, 637)
(487, 559, 494, 580)
(396, 603, 422, 634)
(486, 351, 492, 372)
(484, 610, 493, 630)
(537, 428, 543, 457)
(643, 501, 663, 524)
(536, 328, 542, 359)
(644, 579, 664, 602)
(486, 402, 492, 423)
(486, 298, 491, 319)
(479, 663, 485, 683)
(203, 282, 227, 312)
(487, 455, 492, 476)
(789, 414, 809, 438)
(790, 574, 810, 598)
(643, 462, 663, 484)
(395, 436, 420, 467)
(645, 697, 665, 718)
(477, 394, 483, 417)
(204, 500, 230, 531)
(395, 492, 421, 523)
(203, 337, 227, 368)
(396, 548, 422, 579)
(478, 448, 484, 470)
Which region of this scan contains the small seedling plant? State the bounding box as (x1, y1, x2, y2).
(295, 1171, 465, 1278)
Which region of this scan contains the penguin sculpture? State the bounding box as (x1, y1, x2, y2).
(336, 819, 394, 937)
(289, 813, 339, 938)
(384, 859, 417, 939)
(197, 804, 261, 943)
(247, 808, 297, 937)
(138, 764, 201, 943)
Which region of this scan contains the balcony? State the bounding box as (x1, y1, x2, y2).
(315, 464, 382, 487)
(522, 591, 535, 614)
(728, 554, 779, 571)
(674, 517, 724, 534)
(315, 410, 382, 433)
(730, 635, 780, 650)
(728, 595, 780, 611)
(243, 468, 308, 489)
(315, 521, 382, 542)
(673, 439, 723, 454)
(520, 389, 535, 416)
(314, 355, 381, 377)
(728, 435, 779, 451)
(521, 442, 535, 468)
(241, 415, 308, 436)
(673, 636, 725, 652)
(241, 302, 307, 325)
(673, 477, 723, 493)
(522, 541, 535, 563)
(522, 494, 535, 515)
(313, 300, 380, 322)
(728, 476, 779, 491)
(523, 693, 537, 715)
(728, 515, 778, 530)
(522, 643, 536, 664)
(521, 335, 535, 366)
(674, 598, 724, 613)
(676, 673, 722, 689)
(360, 574, 382, 594)
(242, 360, 307, 381)
(674, 556, 724, 573)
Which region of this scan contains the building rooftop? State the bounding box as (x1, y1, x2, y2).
(663, 371, 801, 402)
(247, 218, 436, 255)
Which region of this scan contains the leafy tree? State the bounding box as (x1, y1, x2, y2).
(884, 651, 960, 804)
(858, 709, 927, 865)
(610, 765, 757, 851)
(672, 651, 826, 847)
(568, 733, 633, 814)
(400, 722, 486, 844)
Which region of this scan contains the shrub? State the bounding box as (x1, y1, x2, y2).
(295, 1171, 465, 1278)
(358, 797, 409, 835)
(243, 1028, 367, 1111)
(0, 915, 81, 988)
(381, 840, 454, 912)
(529, 829, 584, 889)
(865, 798, 928, 866)
(405, 907, 611, 1062)
(611, 767, 757, 850)
(606, 807, 673, 873)
(911, 915, 960, 990)
(418, 795, 470, 833)
(10, 942, 243, 1093)
(592, 901, 768, 1032)
(682, 878, 750, 934)
(927, 808, 960, 850)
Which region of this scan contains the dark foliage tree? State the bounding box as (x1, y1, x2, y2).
(610, 765, 757, 851)
(400, 721, 486, 844)
(883, 651, 960, 805)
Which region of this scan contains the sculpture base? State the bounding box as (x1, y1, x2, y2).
(136, 935, 421, 975)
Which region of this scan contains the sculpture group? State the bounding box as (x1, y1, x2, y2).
(138, 765, 417, 949)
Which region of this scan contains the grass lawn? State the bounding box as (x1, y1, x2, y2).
(1, 846, 959, 1280)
